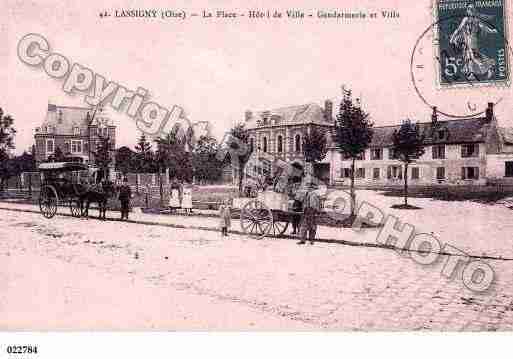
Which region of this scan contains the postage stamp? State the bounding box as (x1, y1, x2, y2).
(434, 0, 509, 87)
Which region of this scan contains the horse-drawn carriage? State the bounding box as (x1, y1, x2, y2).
(38, 162, 114, 219)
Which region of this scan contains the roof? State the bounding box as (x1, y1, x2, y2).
(331, 117, 493, 149)
(38, 162, 89, 172)
(499, 127, 513, 145)
(37, 104, 114, 135)
(245, 103, 332, 129)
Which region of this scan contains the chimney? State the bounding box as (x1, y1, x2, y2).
(245, 110, 252, 122)
(486, 102, 494, 122)
(324, 100, 333, 121)
(431, 106, 438, 125)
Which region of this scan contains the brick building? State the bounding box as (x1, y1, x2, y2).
(243, 101, 334, 183)
(34, 104, 116, 166)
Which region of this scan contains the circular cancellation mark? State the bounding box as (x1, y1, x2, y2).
(410, 11, 512, 118)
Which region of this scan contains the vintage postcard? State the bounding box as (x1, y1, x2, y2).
(1, 0, 513, 354)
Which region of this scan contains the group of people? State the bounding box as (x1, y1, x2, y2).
(168, 179, 193, 214)
(219, 180, 321, 245)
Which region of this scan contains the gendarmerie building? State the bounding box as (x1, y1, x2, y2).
(329, 103, 513, 186)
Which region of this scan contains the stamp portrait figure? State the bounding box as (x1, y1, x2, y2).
(449, 4, 498, 79)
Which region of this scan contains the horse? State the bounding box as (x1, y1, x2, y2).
(78, 181, 118, 220)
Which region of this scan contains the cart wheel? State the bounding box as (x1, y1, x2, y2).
(39, 185, 58, 219)
(272, 221, 289, 237)
(70, 199, 82, 217)
(240, 200, 273, 239)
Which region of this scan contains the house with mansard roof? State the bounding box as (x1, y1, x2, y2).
(34, 103, 116, 165)
(328, 102, 513, 186)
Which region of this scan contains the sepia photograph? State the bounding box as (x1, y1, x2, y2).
(1, 0, 512, 357)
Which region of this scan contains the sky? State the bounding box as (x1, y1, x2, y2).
(2, 0, 512, 154)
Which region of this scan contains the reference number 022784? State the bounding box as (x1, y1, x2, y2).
(6, 346, 38, 355)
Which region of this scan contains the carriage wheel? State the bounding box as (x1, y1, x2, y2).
(240, 200, 273, 239)
(272, 221, 289, 237)
(70, 199, 82, 217)
(39, 185, 58, 219)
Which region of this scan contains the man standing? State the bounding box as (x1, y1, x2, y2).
(297, 183, 321, 245)
(118, 178, 132, 220)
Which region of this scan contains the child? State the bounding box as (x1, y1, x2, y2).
(218, 199, 232, 237)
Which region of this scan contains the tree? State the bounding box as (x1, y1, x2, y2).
(302, 126, 328, 175)
(93, 135, 113, 181)
(392, 119, 425, 207)
(332, 89, 374, 217)
(192, 135, 223, 184)
(0, 108, 16, 192)
(115, 146, 136, 175)
(133, 133, 154, 173)
(226, 123, 252, 194)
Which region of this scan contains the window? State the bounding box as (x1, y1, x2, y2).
(64, 141, 71, 153)
(411, 167, 420, 180)
(436, 167, 445, 180)
(90, 127, 97, 136)
(506, 162, 513, 177)
(373, 168, 380, 179)
(71, 140, 82, 154)
(295, 134, 301, 152)
(356, 151, 365, 160)
(277, 135, 283, 153)
(46, 139, 54, 153)
(341, 168, 351, 178)
(461, 143, 479, 158)
(356, 168, 366, 178)
(73, 127, 80, 136)
(387, 165, 402, 179)
(389, 148, 398, 160)
(263, 137, 268, 153)
(432, 145, 445, 159)
(370, 148, 383, 160)
(250, 138, 254, 153)
(462, 167, 479, 180)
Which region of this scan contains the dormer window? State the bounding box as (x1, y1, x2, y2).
(73, 127, 80, 136)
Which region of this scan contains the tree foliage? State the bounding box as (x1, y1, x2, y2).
(392, 119, 425, 206)
(227, 123, 252, 193)
(133, 134, 154, 172)
(0, 108, 16, 191)
(192, 135, 223, 184)
(302, 126, 328, 163)
(332, 89, 374, 216)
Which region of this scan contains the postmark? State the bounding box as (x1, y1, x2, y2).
(435, 0, 509, 87)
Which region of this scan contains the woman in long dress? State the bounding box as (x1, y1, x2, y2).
(449, 4, 498, 79)
(168, 179, 182, 212)
(182, 183, 193, 214)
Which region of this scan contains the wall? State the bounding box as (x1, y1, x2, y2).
(330, 143, 488, 186)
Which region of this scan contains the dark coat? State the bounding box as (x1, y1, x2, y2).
(118, 184, 132, 202)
